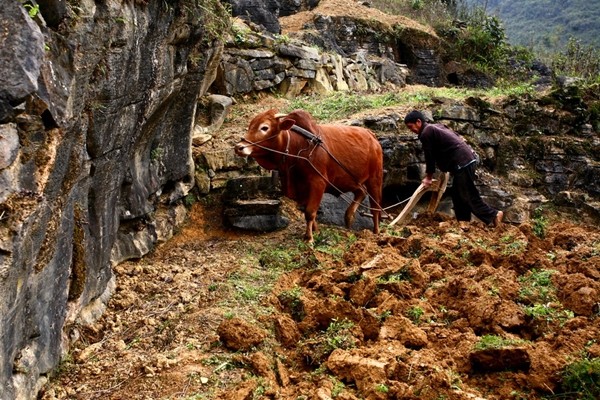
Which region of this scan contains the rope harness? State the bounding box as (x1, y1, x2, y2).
(238, 125, 412, 219)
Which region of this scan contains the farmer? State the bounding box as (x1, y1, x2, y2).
(403, 110, 503, 228)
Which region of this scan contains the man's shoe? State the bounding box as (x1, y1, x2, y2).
(493, 211, 503, 227)
(459, 221, 470, 231)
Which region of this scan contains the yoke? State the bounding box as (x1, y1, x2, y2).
(291, 124, 322, 144)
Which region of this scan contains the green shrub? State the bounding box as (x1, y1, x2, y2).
(550, 38, 600, 85)
(559, 356, 600, 399)
(522, 303, 574, 325)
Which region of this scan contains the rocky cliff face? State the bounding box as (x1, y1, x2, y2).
(1, 0, 599, 398)
(0, 0, 226, 398)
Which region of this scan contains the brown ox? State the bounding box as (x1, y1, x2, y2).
(234, 109, 383, 242)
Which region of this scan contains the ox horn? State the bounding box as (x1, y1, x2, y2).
(274, 113, 288, 119)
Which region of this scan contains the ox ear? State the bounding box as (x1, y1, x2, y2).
(278, 117, 295, 131)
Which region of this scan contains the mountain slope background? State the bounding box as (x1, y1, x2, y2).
(466, 0, 600, 52)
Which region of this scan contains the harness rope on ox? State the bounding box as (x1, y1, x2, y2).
(239, 120, 394, 219)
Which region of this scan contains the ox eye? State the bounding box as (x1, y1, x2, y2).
(260, 125, 269, 133)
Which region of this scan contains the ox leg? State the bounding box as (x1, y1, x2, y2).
(304, 217, 317, 243)
(370, 197, 381, 234)
(366, 181, 382, 235)
(303, 185, 326, 243)
(345, 190, 367, 230)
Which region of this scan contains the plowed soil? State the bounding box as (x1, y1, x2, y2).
(41, 95, 600, 399)
(41, 191, 600, 400)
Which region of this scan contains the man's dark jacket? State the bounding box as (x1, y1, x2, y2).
(418, 122, 476, 174)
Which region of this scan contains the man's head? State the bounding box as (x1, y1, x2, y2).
(404, 110, 426, 134)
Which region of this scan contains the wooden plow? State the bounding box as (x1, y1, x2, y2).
(389, 172, 450, 227)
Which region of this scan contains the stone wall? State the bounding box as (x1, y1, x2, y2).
(209, 18, 410, 98)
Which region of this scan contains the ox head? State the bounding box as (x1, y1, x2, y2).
(234, 109, 295, 158)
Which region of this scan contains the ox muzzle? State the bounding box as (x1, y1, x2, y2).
(234, 139, 252, 157)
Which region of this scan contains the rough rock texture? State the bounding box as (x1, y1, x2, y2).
(0, 0, 226, 398)
(2, 0, 600, 398)
(223, 0, 321, 33)
(209, 17, 410, 98)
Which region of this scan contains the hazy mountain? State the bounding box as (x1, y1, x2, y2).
(465, 0, 600, 52)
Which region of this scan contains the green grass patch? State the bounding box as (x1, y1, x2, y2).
(259, 246, 301, 271)
(522, 303, 574, 325)
(311, 227, 356, 257)
(531, 207, 548, 239)
(518, 268, 556, 304)
(473, 334, 528, 351)
(286, 91, 429, 121)
(499, 235, 527, 256)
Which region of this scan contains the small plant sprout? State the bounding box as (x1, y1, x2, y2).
(531, 207, 548, 239)
(375, 383, 389, 393)
(406, 306, 425, 323)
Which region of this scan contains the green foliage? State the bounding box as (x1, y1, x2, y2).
(518, 269, 556, 304)
(194, 0, 232, 43)
(150, 147, 164, 162)
(370, 0, 454, 28)
(184, 193, 197, 207)
(301, 318, 357, 365)
(378, 310, 392, 321)
(499, 235, 526, 256)
(324, 319, 356, 352)
(550, 38, 600, 85)
(331, 377, 346, 397)
(274, 34, 291, 45)
(311, 228, 356, 257)
(465, 0, 600, 52)
(444, 7, 508, 70)
(231, 24, 251, 46)
(228, 269, 272, 303)
(372, 1, 512, 75)
(559, 356, 600, 399)
(484, 79, 536, 97)
(378, 268, 411, 283)
(22, 2, 40, 18)
(522, 303, 574, 325)
(278, 286, 302, 308)
(375, 383, 390, 393)
(373, 0, 599, 83)
(406, 305, 425, 323)
(531, 206, 548, 239)
(313, 227, 344, 248)
(473, 334, 527, 351)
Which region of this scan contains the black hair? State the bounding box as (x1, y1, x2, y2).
(403, 110, 426, 124)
